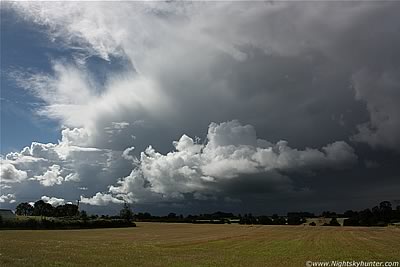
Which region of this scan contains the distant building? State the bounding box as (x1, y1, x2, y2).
(0, 209, 16, 220)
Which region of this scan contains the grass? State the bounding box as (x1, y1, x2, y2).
(1, 223, 399, 266)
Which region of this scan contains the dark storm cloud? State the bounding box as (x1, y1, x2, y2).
(1, 1, 400, 214)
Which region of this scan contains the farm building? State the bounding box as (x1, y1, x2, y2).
(0, 209, 16, 220)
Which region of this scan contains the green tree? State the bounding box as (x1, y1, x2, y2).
(16, 202, 34, 216)
(379, 201, 392, 222)
(80, 210, 88, 222)
(120, 203, 134, 222)
(54, 204, 79, 217)
(329, 217, 341, 226)
(33, 200, 54, 217)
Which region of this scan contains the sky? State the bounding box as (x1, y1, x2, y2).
(1, 1, 400, 215)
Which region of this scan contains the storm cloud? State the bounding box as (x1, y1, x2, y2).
(1, 1, 399, 214)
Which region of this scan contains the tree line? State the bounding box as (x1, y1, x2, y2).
(5, 199, 400, 228)
(133, 201, 400, 226)
(1, 201, 135, 230)
(133, 211, 309, 225)
(16, 200, 79, 217)
(343, 201, 400, 226)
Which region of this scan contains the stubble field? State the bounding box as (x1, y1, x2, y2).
(1, 222, 399, 267)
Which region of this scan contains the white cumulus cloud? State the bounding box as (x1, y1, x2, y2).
(41, 195, 66, 206)
(0, 194, 16, 204)
(80, 192, 125, 206)
(88, 120, 357, 205)
(32, 165, 64, 187)
(0, 162, 28, 184)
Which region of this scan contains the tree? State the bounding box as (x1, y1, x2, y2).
(271, 214, 286, 225)
(143, 212, 152, 219)
(344, 210, 357, 218)
(54, 204, 79, 217)
(328, 217, 340, 226)
(135, 212, 152, 220)
(287, 216, 305, 225)
(379, 201, 392, 222)
(380, 201, 392, 210)
(16, 202, 34, 216)
(33, 200, 54, 217)
(120, 203, 134, 222)
(167, 212, 177, 219)
(358, 209, 376, 226)
(322, 211, 337, 218)
(258, 216, 273, 225)
(80, 210, 88, 222)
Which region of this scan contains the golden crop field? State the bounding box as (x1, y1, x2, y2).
(1, 223, 399, 267)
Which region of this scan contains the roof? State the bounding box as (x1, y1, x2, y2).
(0, 209, 16, 219)
(0, 209, 14, 212)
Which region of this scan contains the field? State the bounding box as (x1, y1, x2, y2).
(1, 223, 399, 267)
